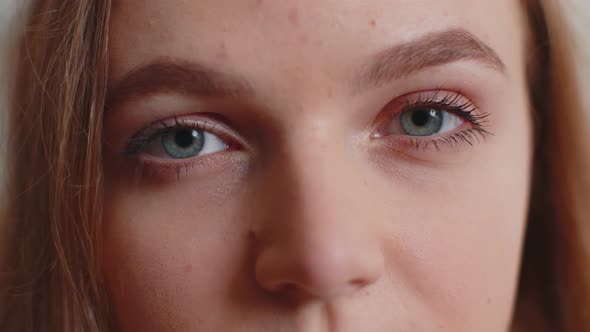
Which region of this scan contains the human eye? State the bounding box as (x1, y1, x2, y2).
(122, 114, 244, 179)
(125, 117, 228, 159)
(373, 90, 492, 152)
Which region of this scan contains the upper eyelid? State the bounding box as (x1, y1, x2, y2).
(402, 89, 474, 104)
(385, 90, 479, 115)
(123, 115, 245, 156)
(141, 116, 236, 139)
(372, 90, 490, 135)
(123, 90, 486, 152)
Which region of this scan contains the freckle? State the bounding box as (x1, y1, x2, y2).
(288, 8, 299, 26)
(299, 34, 309, 44)
(185, 264, 193, 273)
(216, 43, 227, 60)
(370, 19, 377, 27)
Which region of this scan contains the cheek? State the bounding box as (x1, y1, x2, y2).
(102, 168, 253, 330)
(101, 94, 532, 331)
(376, 109, 532, 326)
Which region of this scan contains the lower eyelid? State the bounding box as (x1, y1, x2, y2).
(398, 127, 488, 151)
(131, 149, 249, 183)
(372, 120, 489, 155)
(373, 113, 468, 140)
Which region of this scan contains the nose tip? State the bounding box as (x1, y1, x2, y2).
(254, 238, 384, 301)
(251, 132, 385, 302)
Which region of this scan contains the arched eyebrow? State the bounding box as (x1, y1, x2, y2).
(106, 28, 505, 107)
(106, 59, 254, 108)
(353, 28, 506, 92)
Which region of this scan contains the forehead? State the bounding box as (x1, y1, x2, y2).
(109, 0, 525, 86)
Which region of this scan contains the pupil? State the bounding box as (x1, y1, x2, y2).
(411, 110, 430, 127)
(174, 130, 196, 148)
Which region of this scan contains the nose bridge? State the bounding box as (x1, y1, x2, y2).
(272, 118, 364, 234)
(253, 119, 384, 300)
(291, 124, 356, 219)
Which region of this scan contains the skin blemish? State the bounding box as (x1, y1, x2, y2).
(288, 8, 299, 27)
(370, 19, 377, 27)
(248, 229, 258, 242)
(216, 43, 228, 60)
(185, 264, 193, 273)
(299, 34, 309, 44)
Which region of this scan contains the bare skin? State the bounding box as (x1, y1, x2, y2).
(102, 0, 532, 331)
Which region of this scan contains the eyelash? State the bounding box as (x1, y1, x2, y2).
(378, 90, 492, 151)
(123, 116, 231, 156)
(122, 91, 491, 172)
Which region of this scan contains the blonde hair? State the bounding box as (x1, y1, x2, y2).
(0, 1, 588, 331)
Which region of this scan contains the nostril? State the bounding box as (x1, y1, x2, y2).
(275, 282, 297, 293)
(266, 282, 307, 302)
(350, 278, 369, 288)
(254, 231, 385, 301)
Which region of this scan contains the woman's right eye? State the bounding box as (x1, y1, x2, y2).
(124, 117, 234, 160)
(149, 128, 228, 159)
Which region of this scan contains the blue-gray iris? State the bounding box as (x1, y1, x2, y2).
(162, 129, 205, 159)
(400, 108, 443, 136)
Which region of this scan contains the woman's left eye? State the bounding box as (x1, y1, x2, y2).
(372, 91, 491, 151)
(387, 107, 465, 137)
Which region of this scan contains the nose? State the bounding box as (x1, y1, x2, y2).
(254, 226, 384, 300)
(253, 137, 385, 301)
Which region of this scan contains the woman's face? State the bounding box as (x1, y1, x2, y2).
(103, 0, 533, 331)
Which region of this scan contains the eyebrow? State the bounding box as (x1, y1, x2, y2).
(106, 28, 504, 107)
(354, 28, 506, 92)
(106, 59, 253, 107)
